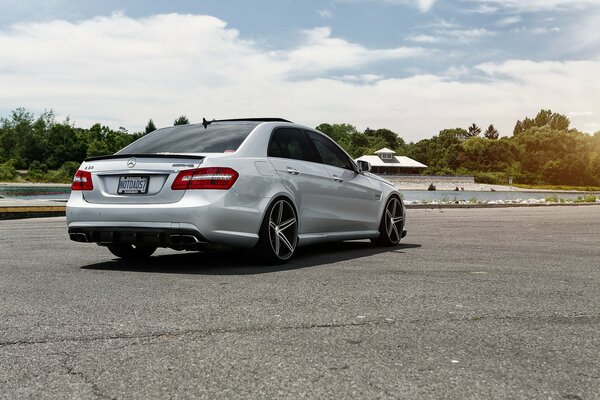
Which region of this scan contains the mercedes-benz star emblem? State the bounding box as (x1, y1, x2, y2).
(127, 158, 136, 168)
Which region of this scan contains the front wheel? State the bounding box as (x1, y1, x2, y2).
(107, 244, 157, 260)
(372, 196, 404, 246)
(255, 198, 298, 264)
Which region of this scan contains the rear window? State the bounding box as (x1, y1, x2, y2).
(117, 122, 260, 154)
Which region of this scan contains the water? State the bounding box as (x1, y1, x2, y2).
(0, 185, 595, 203)
(0, 186, 71, 200)
(400, 190, 598, 203)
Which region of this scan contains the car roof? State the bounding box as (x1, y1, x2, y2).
(210, 118, 292, 123)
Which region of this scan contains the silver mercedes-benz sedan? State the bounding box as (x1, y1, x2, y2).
(67, 118, 406, 263)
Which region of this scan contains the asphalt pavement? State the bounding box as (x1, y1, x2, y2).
(0, 207, 599, 399)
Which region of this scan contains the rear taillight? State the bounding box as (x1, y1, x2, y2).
(171, 167, 239, 190)
(71, 170, 93, 191)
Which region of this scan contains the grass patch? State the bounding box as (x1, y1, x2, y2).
(575, 194, 597, 203)
(514, 183, 600, 192)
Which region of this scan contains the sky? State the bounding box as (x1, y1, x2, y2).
(0, 0, 599, 141)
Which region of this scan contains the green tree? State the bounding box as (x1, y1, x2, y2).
(484, 124, 499, 140)
(406, 129, 463, 173)
(174, 115, 190, 125)
(513, 109, 570, 135)
(3, 108, 37, 168)
(315, 123, 357, 151)
(465, 123, 481, 138)
(316, 123, 333, 137)
(46, 122, 87, 168)
(512, 125, 591, 185)
(365, 128, 404, 150)
(145, 119, 157, 134)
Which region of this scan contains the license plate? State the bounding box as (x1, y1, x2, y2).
(118, 176, 149, 194)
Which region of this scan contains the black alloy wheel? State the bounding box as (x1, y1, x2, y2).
(257, 198, 298, 264)
(372, 196, 404, 246)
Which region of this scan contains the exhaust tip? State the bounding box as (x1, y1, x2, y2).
(69, 232, 89, 242)
(169, 234, 202, 246)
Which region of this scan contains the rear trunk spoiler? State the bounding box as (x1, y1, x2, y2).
(85, 153, 206, 162)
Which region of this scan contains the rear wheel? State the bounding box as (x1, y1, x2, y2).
(107, 244, 157, 260)
(256, 198, 298, 264)
(372, 196, 404, 246)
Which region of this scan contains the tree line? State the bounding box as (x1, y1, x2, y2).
(1, 108, 599, 187)
(0, 110, 191, 182)
(317, 110, 600, 187)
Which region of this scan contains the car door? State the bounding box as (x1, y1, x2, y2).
(305, 130, 381, 232)
(267, 128, 336, 234)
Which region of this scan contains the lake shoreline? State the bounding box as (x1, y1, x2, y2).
(0, 181, 598, 193)
(387, 181, 599, 193)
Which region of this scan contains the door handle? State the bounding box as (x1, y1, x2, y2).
(332, 175, 344, 183)
(287, 167, 300, 175)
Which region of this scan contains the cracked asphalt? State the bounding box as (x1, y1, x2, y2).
(1, 206, 599, 399)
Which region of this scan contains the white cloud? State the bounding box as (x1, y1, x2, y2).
(416, 0, 437, 12)
(530, 27, 561, 34)
(562, 13, 600, 55)
(437, 28, 495, 43)
(445, 65, 471, 78)
(496, 16, 522, 27)
(0, 13, 598, 140)
(405, 34, 440, 43)
(318, 10, 333, 18)
(333, 74, 384, 82)
(336, 0, 437, 12)
(417, 18, 460, 29)
(407, 24, 495, 45)
(511, 26, 561, 35)
(465, 4, 499, 14)
(465, 0, 600, 12)
(272, 27, 430, 75)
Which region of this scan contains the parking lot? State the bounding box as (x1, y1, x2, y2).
(1, 206, 599, 399)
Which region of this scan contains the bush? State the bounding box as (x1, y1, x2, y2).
(575, 194, 597, 203)
(46, 161, 80, 183)
(27, 160, 49, 182)
(0, 160, 18, 181)
(473, 171, 506, 185)
(422, 167, 454, 176)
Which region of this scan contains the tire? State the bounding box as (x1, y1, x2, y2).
(107, 244, 157, 260)
(372, 196, 404, 246)
(255, 198, 298, 264)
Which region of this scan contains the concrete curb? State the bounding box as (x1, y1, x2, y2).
(0, 206, 66, 220)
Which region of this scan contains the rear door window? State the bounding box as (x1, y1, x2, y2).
(268, 128, 319, 163)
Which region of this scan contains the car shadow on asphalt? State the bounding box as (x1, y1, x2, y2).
(81, 241, 422, 275)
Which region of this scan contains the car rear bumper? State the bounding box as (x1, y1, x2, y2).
(66, 191, 267, 249)
(68, 226, 207, 249)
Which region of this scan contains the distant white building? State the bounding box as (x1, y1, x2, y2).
(356, 148, 427, 175)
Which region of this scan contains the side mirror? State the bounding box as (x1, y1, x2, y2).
(357, 160, 371, 173)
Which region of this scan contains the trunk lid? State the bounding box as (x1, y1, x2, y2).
(81, 154, 204, 204)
